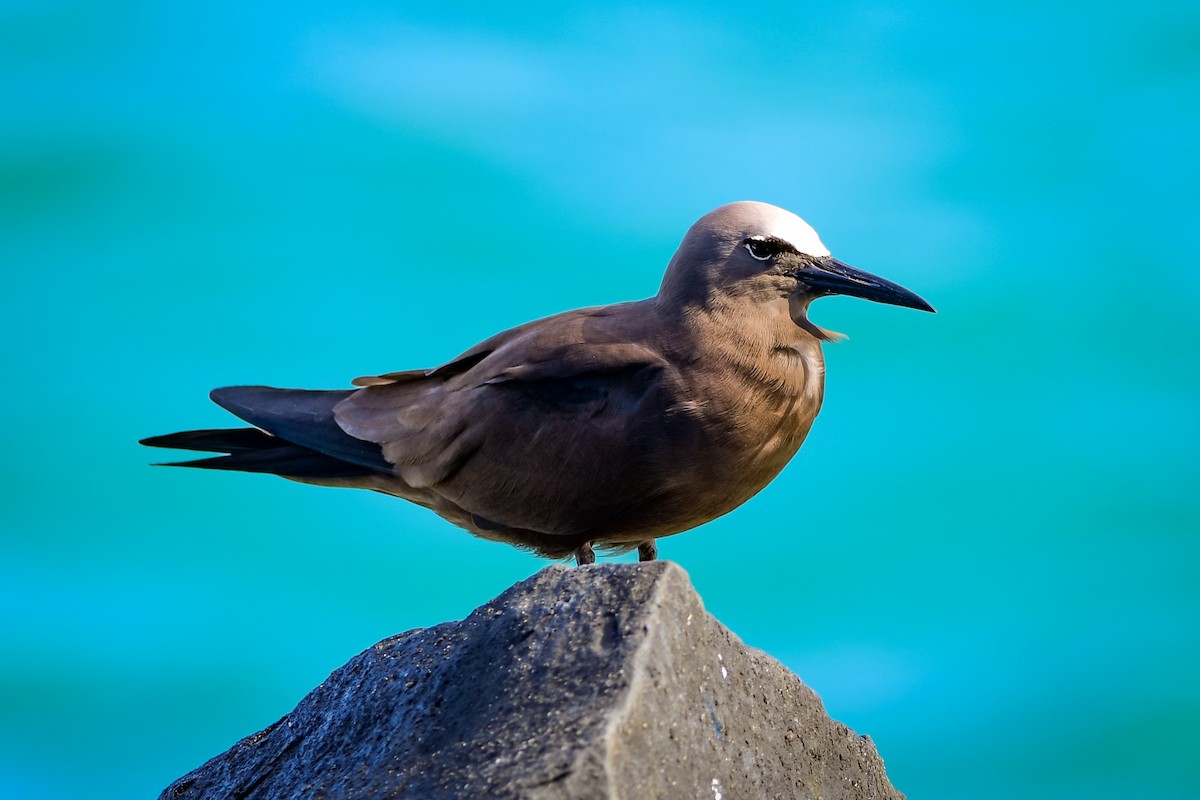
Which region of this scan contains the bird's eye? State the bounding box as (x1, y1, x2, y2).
(744, 237, 775, 261)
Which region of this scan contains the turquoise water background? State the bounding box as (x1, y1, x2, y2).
(3, 2, 1198, 797)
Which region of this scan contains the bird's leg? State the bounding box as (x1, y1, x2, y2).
(574, 542, 596, 566)
(637, 540, 658, 562)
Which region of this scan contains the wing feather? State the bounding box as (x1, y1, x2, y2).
(334, 303, 680, 534)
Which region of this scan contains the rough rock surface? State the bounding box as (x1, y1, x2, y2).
(161, 562, 903, 799)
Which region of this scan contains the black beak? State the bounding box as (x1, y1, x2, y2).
(796, 256, 935, 313)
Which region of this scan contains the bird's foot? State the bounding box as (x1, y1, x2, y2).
(637, 540, 658, 562)
(574, 542, 596, 566)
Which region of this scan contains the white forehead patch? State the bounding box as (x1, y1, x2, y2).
(689, 202, 834, 261)
(756, 204, 830, 257)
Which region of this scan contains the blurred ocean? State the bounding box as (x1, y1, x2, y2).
(2, 2, 1197, 798)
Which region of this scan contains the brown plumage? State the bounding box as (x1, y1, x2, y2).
(142, 202, 933, 564)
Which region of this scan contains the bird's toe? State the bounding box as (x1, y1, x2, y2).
(574, 542, 596, 566)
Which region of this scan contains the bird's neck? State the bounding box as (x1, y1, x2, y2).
(651, 294, 826, 495)
(661, 294, 826, 403)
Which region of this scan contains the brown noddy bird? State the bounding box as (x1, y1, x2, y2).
(142, 201, 933, 565)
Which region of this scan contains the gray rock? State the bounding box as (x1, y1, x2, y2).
(161, 562, 903, 800)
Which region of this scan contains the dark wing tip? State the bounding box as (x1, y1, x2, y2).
(209, 385, 274, 413)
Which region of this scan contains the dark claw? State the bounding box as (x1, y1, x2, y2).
(575, 542, 596, 566)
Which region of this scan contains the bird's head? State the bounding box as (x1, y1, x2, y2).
(657, 201, 934, 339)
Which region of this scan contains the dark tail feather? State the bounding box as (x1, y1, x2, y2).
(154, 444, 376, 478)
(141, 427, 376, 479)
(143, 385, 393, 480)
(139, 427, 284, 454)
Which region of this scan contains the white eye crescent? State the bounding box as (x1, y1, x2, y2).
(744, 237, 774, 261)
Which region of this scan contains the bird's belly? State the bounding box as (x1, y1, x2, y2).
(596, 380, 822, 543)
(367, 355, 824, 554)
